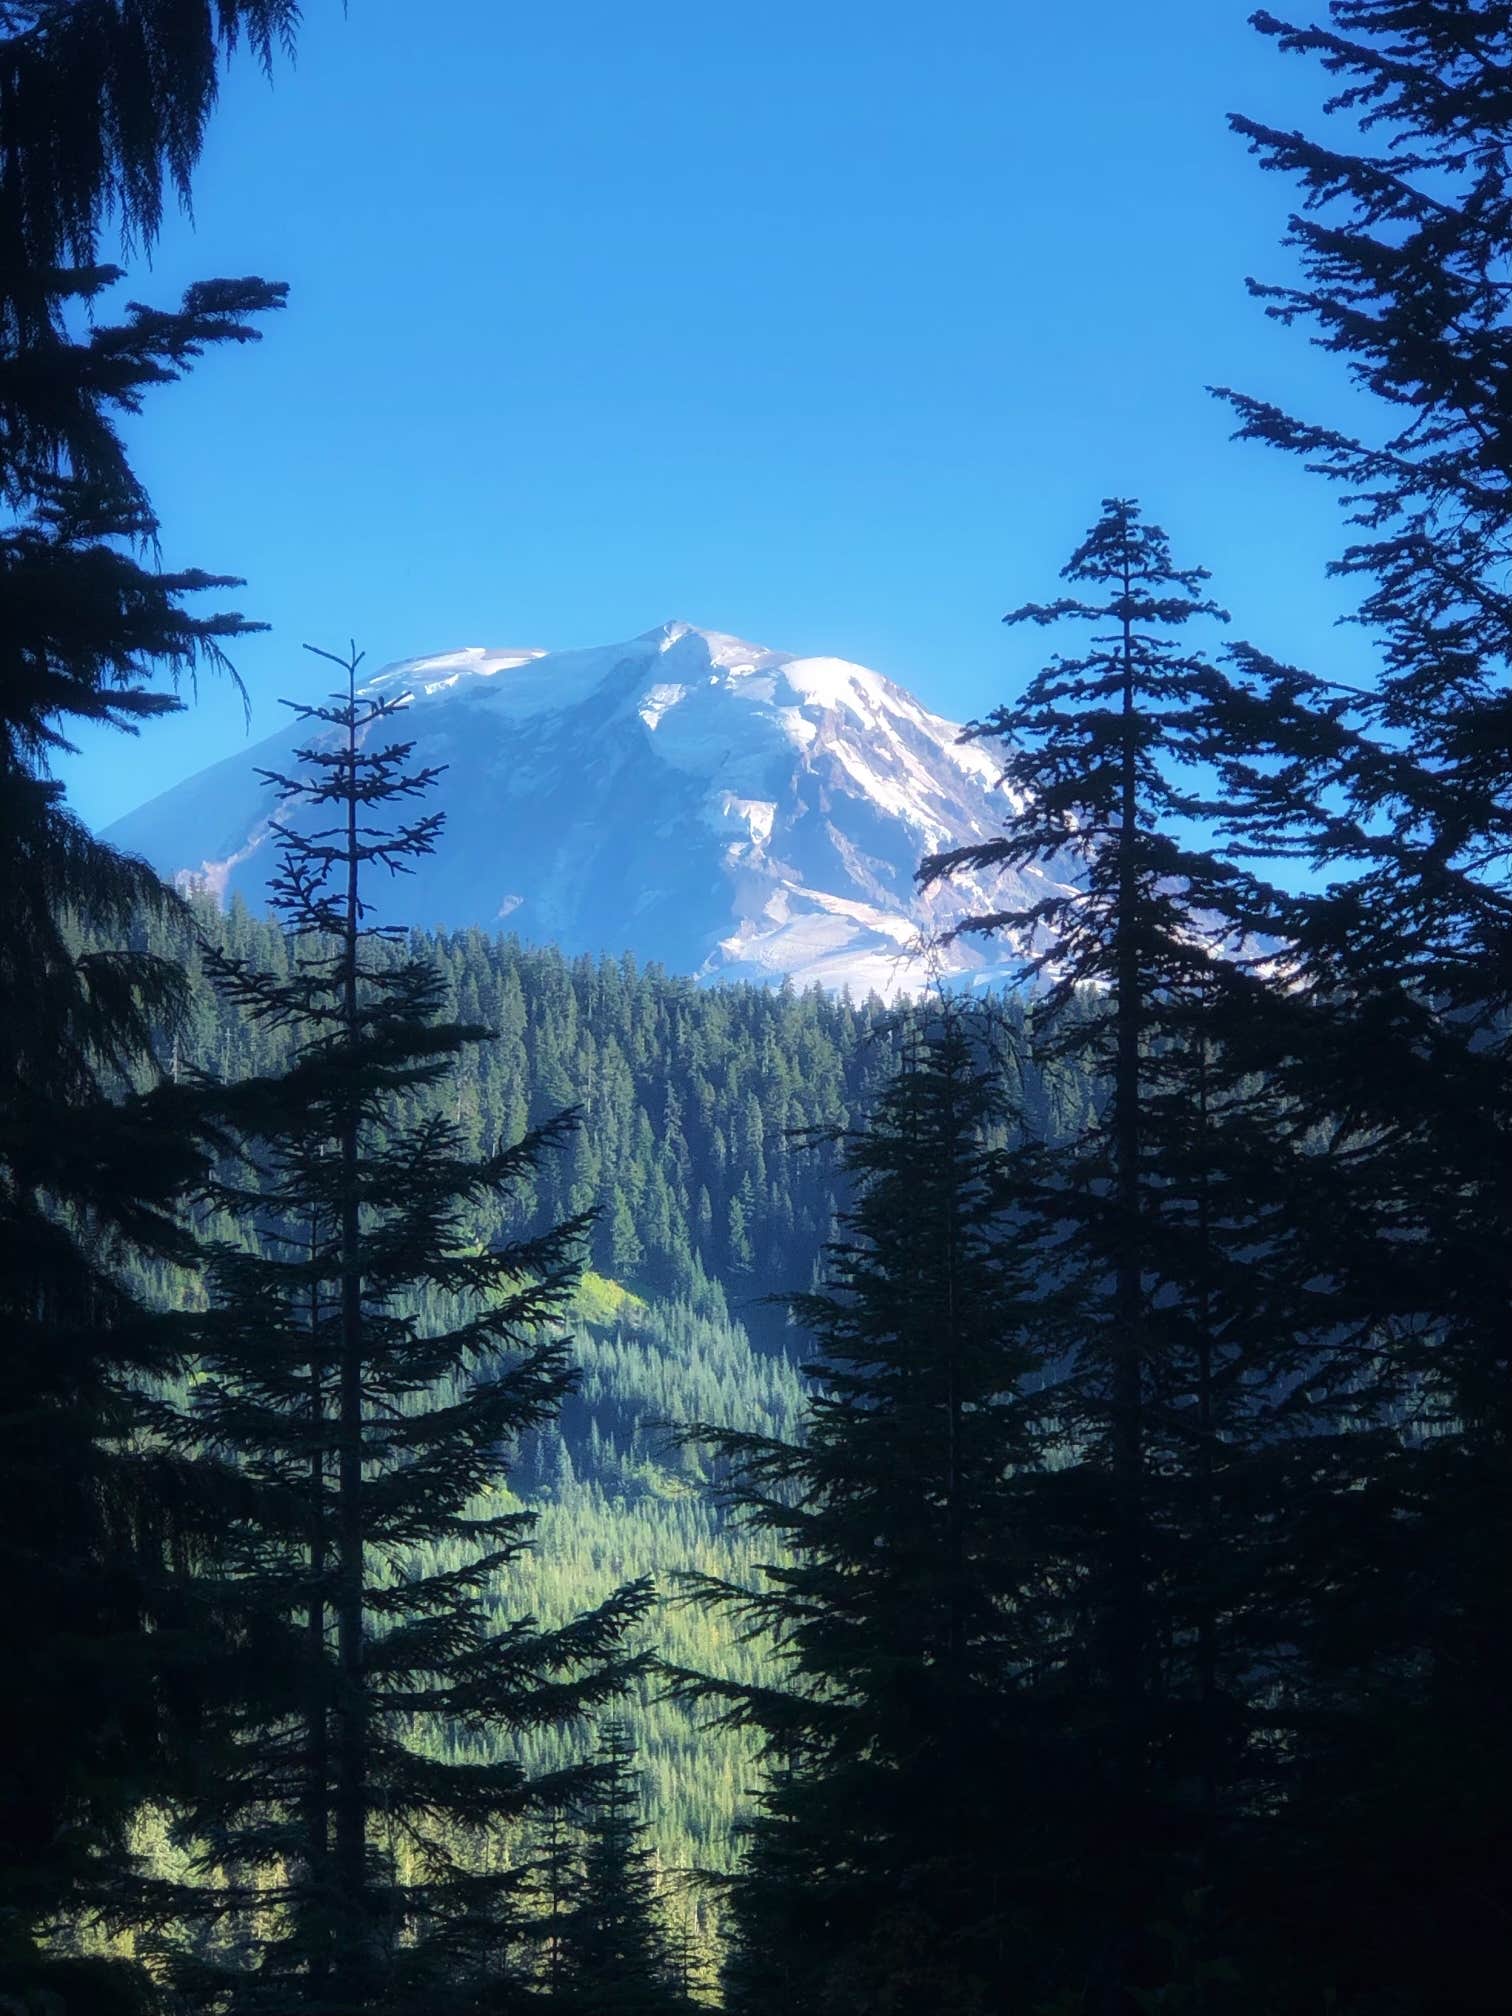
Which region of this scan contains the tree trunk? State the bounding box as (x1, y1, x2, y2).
(1105, 546, 1146, 2013)
(305, 1239, 331, 1998)
(333, 674, 371, 1996)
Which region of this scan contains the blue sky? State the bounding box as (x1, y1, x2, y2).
(64, 0, 1373, 830)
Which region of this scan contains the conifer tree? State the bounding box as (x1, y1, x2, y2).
(670, 1008, 1070, 2015)
(40, 897, 1072, 1956)
(552, 1720, 685, 2016)
(919, 501, 1317, 2007)
(0, 5, 316, 2000)
(1207, 6, 1512, 2002)
(529, 1797, 580, 2004)
(160, 649, 655, 2013)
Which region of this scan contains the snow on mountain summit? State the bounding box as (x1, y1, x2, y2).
(105, 621, 1077, 998)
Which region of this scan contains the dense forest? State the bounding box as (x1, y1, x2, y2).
(122, 903, 1079, 1939)
(7, 2, 1512, 2014)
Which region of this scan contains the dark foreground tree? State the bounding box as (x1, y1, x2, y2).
(0, 7, 318, 2003)
(1209, 7, 1512, 2005)
(670, 1007, 1071, 2015)
(147, 650, 654, 2013)
(550, 1720, 686, 2016)
(919, 500, 1342, 2009)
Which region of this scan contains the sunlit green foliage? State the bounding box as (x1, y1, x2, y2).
(108, 907, 1089, 1988)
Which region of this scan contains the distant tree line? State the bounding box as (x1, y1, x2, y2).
(5, 4, 1512, 2015)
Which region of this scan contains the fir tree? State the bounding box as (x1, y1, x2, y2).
(1208, 6, 1512, 2003)
(554, 1720, 685, 2016)
(54, 898, 1079, 1959)
(0, 5, 313, 2001)
(919, 501, 1318, 2007)
(670, 1007, 1069, 2015)
(163, 648, 655, 2013)
(528, 1796, 579, 2004)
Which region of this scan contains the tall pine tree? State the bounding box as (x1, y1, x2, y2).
(920, 500, 1325, 2008)
(1207, 6, 1512, 2003)
(151, 649, 655, 2013)
(671, 1007, 1070, 2015)
(0, 5, 318, 2002)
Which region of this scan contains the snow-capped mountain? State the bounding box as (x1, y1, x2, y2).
(105, 621, 1079, 999)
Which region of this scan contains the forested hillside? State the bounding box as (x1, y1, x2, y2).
(115, 898, 1095, 1955)
(13, 3, 1512, 2011)
(162, 899, 1095, 1333)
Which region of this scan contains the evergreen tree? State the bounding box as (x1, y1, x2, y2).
(164, 648, 654, 2013)
(670, 1008, 1069, 2015)
(529, 1797, 580, 2005)
(60, 893, 1072, 1946)
(0, 5, 315, 2002)
(1207, 6, 1512, 2003)
(920, 501, 1316, 2007)
(554, 1720, 685, 2016)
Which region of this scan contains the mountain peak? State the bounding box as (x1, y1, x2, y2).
(105, 622, 1076, 998)
(633, 618, 794, 676)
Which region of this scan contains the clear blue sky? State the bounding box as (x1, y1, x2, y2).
(63, 0, 1372, 830)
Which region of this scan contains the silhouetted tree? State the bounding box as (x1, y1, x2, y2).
(0, 5, 310, 2002)
(555, 1721, 685, 2016)
(920, 501, 1319, 2008)
(1208, 7, 1512, 2004)
(157, 649, 654, 2013)
(671, 1007, 1070, 2014)
(529, 1797, 580, 2003)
